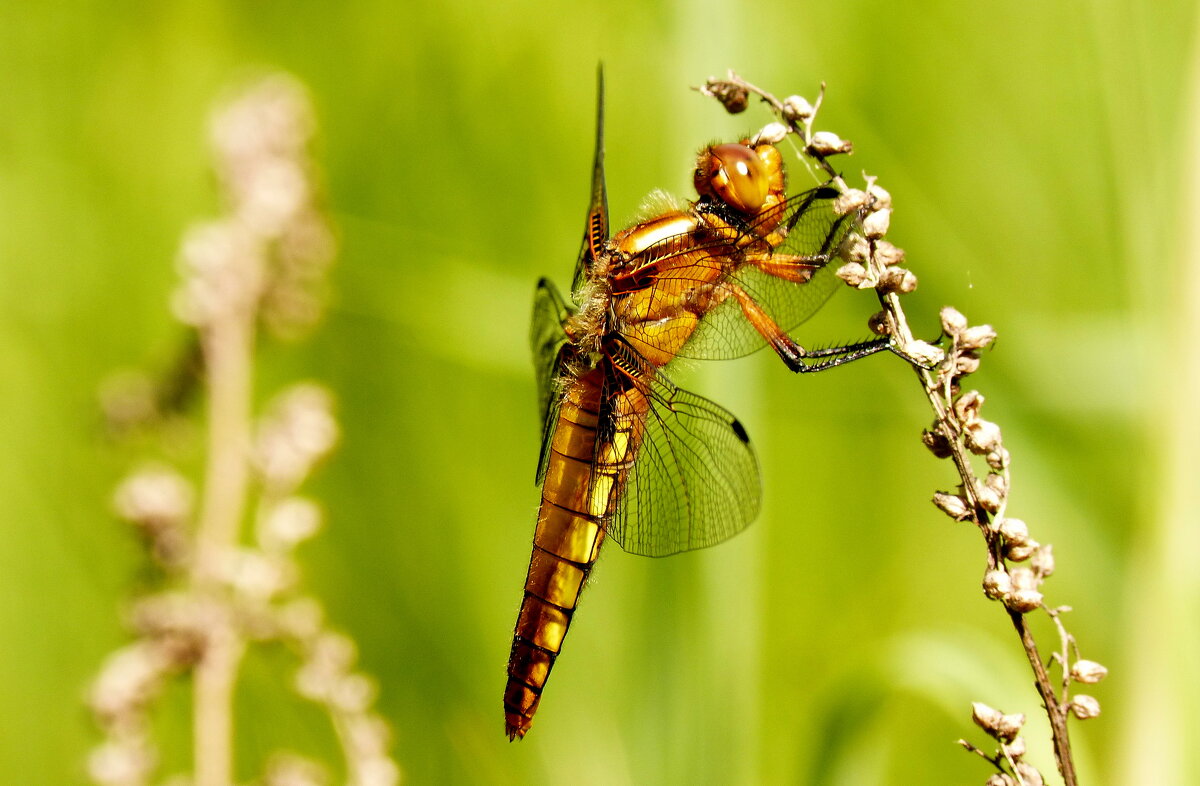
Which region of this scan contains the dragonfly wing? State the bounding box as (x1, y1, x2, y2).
(603, 358, 761, 558)
(530, 277, 575, 483)
(679, 186, 860, 361)
(572, 65, 609, 293)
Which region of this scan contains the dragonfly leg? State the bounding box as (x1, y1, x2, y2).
(724, 281, 891, 373)
(747, 252, 824, 284)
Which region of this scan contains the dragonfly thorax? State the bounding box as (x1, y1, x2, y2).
(567, 260, 615, 356)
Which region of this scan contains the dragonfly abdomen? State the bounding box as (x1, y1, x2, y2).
(506, 375, 613, 740)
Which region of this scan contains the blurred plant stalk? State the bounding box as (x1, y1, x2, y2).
(89, 74, 399, 786)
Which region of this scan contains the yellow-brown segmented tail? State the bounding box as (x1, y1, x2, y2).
(504, 367, 643, 740)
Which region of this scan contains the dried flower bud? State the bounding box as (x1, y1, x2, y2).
(877, 266, 917, 294)
(974, 480, 1003, 514)
(922, 428, 953, 458)
(753, 122, 789, 145)
(278, 597, 325, 640)
(1005, 588, 1043, 613)
(1070, 694, 1101, 719)
(964, 418, 1002, 455)
(867, 310, 891, 336)
(982, 569, 1012, 600)
(113, 466, 194, 526)
(331, 673, 379, 714)
(87, 738, 155, 786)
(782, 94, 814, 122)
(701, 78, 749, 113)
(960, 324, 998, 351)
(987, 447, 1011, 470)
(955, 353, 981, 376)
(1030, 543, 1055, 577)
(809, 131, 852, 155)
(986, 472, 1008, 499)
(1014, 762, 1044, 786)
(862, 208, 891, 239)
(940, 306, 968, 336)
(1004, 735, 1027, 759)
(997, 517, 1028, 546)
(295, 631, 358, 701)
(259, 496, 323, 551)
(971, 701, 1003, 731)
(356, 756, 401, 786)
(262, 753, 329, 786)
(873, 240, 905, 266)
(89, 641, 178, 721)
(836, 262, 868, 287)
(866, 182, 892, 211)
(971, 702, 1024, 742)
(1009, 567, 1038, 591)
(1071, 660, 1108, 684)
(1005, 541, 1037, 562)
(906, 340, 945, 367)
(344, 713, 395, 758)
(985, 774, 1017, 786)
(933, 491, 971, 521)
(840, 232, 869, 263)
(834, 189, 870, 217)
(220, 548, 294, 600)
(953, 390, 984, 421)
(256, 383, 339, 490)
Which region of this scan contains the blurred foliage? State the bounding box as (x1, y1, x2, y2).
(0, 1, 1196, 784)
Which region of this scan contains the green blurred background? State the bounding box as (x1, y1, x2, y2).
(2, 1, 1197, 783)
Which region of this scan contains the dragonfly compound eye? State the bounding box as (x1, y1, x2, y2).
(698, 143, 768, 214)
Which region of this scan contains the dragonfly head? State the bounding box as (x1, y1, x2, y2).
(694, 143, 769, 215)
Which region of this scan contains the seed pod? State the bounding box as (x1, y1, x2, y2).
(873, 240, 905, 266)
(1031, 543, 1055, 577)
(1071, 660, 1108, 684)
(703, 79, 749, 114)
(961, 324, 998, 351)
(982, 569, 1012, 600)
(836, 262, 868, 287)
(867, 310, 891, 336)
(809, 131, 853, 155)
(782, 94, 814, 122)
(1070, 695, 1101, 719)
(877, 266, 917, 294)
(1014, 762, 1044, 786)
(834, 189, 870, 217)
(964, 419, 1002, 455)
(1005, 588, 1043, 614)
(971, 702, 1024, 742)
(940, 306, 968, 336)
(906, 340, 945, 367)
(922, 427, 953, 458)
(862, 208, 891, 239)
(997, 517, 1029, 546)
(754, 122, 789, 145)
(933, 491, 971, 521)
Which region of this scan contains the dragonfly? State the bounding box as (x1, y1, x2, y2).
(504, 71, 892, 741)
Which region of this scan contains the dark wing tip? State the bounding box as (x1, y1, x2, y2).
(730, 417, 751, 444)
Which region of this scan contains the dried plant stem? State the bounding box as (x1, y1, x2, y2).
(699, 71, 1097, 786)
(1011, 613, 1076, 784)
(193, 313, 256, 786)
(876, 268, 1078, 786)
(873, 178, 1080, 786)
(195, 315, 255, 578)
